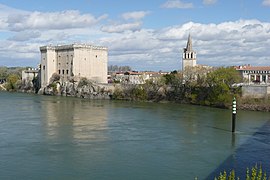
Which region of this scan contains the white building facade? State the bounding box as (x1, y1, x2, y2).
(40, 44, 108, 87)
(22, 68, 39, 82)
(236, 65, 270, 85)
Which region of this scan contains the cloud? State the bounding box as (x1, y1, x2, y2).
(262, 0, 270, 6)
(203, 0, 217, 5)
(103, 19, 270, 70)
(2, 18, 270, 71)
(121, 11, 150, 20)
(100, 11, 149, 33)
(6, 10, 107, 32)
(8, 31, 41, 41)
(101, 22, 142, 33)
(0, 3, 269, 71)
(161, 0, 193, 9)
(0, 4, 107, 32)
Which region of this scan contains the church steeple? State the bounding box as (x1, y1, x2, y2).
(186, 33, 192, 52)
(182, 34, 197, 71)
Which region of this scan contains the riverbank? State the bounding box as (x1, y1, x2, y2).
(2, 80, 270, 112)
(237, 98, 270, 112)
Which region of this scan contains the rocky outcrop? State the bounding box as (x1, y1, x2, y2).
(238, 104, 270, 112)
(39, 78, 114, 99)
(0, 84, 6, 91)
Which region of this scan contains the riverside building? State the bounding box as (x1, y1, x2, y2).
(40, 44, 108, 87)
(235, 65, 270, 85)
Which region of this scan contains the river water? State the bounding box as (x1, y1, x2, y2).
(0, 91, 269, 179)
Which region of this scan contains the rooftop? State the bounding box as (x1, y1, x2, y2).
(235, 65, 270, 71)
(40, 43, 107, 51)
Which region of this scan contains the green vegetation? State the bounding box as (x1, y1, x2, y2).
(78, 77, 92, 87)
(0, 66, 38, 92)
(0, 66, 25, 80)
(108, 65, 132, 72)
(212, 164, 268, 180)
(112, 67, 243, 108)
(5, 74, 20, 91)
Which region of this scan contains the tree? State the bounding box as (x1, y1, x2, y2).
(163, 70, 181, 85)
(206, 67, 241, 88)
(108, 65, 132, 72)
(205, 67, 242, 107)
(5, 74, 20, 91)
(0, 66, 8, 79)
(49, 73, 60, 84)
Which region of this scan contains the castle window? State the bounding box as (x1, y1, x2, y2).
(96, 55, 98, 58)
(66, 70, 69, 75)
(59, 70, 61, 74)
(43, 65, 45, 70)
(191, 53, 193, 59)
(62, 70, 65, 74)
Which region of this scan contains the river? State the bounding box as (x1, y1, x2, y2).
(0, 91, 269, 179)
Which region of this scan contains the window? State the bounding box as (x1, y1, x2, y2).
(62, 70, 65, 74)
(43, 65, 45, 70)
(96, 55, 98, 58)
(58, 70, 61, 74)
(66, 70, 69, 75)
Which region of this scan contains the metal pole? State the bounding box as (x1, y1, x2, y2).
(232, 97, 237, 133)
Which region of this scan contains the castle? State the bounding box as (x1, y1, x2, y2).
(40, 44, 108, 87)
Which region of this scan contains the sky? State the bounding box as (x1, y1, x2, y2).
(0, 0, 269, 71)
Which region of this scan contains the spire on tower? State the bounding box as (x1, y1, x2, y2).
(186, 33, 192, 52)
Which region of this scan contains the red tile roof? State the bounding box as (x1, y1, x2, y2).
(235, 66, 270, 71)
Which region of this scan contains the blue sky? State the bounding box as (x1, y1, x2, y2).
(0, 0, 269, 71)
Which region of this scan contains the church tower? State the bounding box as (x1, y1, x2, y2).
(182, 34, 197, 71)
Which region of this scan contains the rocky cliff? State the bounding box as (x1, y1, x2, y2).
(38, 77, 114, 100)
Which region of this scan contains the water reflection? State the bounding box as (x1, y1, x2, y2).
(41, 97, 108, 143)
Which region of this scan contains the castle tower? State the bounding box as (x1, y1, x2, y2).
(182, 34, 197, 71)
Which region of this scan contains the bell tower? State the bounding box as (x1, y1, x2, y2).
(182, 34, 196, 71)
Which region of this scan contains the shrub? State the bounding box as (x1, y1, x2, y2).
(5, 74, 20, 91)
(49, 73, 60, 84)
(213, 164, 268, 180)
(78, 77, 91, 87)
